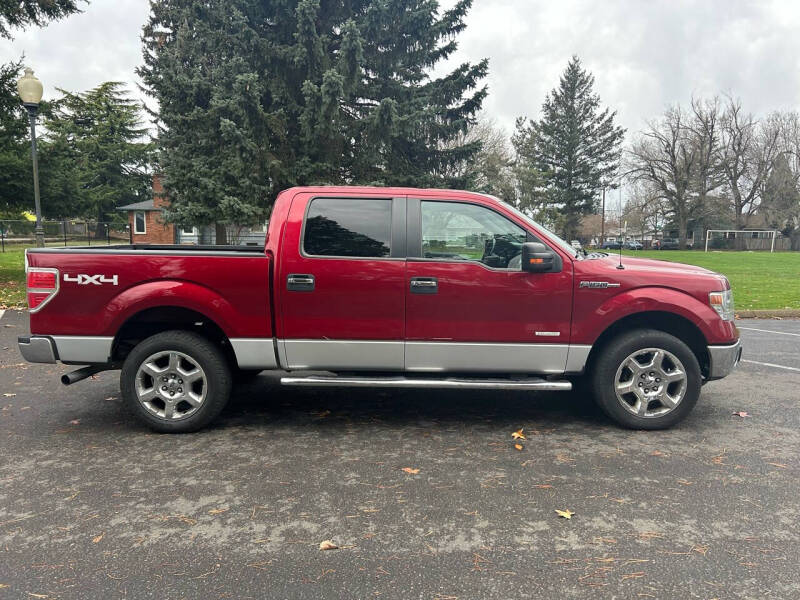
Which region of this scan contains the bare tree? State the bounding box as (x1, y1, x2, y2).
(717, 97, 781, 234)
(441, 116, 516, 203)
(627, 102, 721, 249)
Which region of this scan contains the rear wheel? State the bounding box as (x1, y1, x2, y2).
(120, 330, 232, 433)
(590, 329, 701, 429)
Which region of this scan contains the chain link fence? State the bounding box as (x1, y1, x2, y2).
(0, 220, 130, 251)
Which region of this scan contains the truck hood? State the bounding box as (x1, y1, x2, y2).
(603, 255, 715, 276)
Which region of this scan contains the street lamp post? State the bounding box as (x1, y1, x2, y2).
(17, 68, 45, 248)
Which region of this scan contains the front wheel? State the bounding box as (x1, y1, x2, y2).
(590, 329, 701, 430)
(120, 330, 232, 433)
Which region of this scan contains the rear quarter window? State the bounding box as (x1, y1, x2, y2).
(303, 198, 392, 258)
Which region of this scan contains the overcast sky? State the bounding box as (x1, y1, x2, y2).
(3, 0, 800, 141)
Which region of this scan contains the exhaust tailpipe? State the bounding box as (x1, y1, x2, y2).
(61, 365, 109, 386)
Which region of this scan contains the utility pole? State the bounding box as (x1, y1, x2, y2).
(600, 187, 605, 243)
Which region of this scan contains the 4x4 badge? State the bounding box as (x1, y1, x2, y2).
(63, 274, 119, 286)
(579, 281, 620, 289)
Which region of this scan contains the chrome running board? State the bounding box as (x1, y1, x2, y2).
(280, 375, 571, 391)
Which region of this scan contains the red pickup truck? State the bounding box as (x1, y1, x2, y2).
(19, 186, 741, 432)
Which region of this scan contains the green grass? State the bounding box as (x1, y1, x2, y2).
(0, 249, 26, 308)
(620, 250, 800, 311)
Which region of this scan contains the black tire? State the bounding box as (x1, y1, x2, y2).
(120, 330, 232, 433)
(590, 329, 701, 430)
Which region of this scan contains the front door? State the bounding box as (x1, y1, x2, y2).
(404, 198, 573, 373)
(278, 194, 407, 370)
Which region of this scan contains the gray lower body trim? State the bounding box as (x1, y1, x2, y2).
(281, 375, 572, 391)
(707, 340, 742, 380)
(51, 336, 113, 364)
(565, 345, 592, 374)
(405, 341, 570, 374)
(230, 338, 278, 370)
(282, 339, 404, 370)
(18, 336, 57, 364)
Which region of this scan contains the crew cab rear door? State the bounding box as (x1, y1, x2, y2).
(277, 193, 407, 370)
(404, 197, 574, 373)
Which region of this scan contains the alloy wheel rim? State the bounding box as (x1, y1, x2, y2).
(614, 347, 687, 418)
(135, 350, 207, 420)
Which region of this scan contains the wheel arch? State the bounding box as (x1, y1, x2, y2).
(584, 311, 710, 379)
(111, 306, 238, 369)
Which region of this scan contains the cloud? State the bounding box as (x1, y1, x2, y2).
(2, 0, 798, 140)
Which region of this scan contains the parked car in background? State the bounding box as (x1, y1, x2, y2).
(570, 240, 583, 251)
(659, 238, 693, 250)
(625, 240, 644, 250)
(600, 239, 622, 249)
(20, 186, 740, 432)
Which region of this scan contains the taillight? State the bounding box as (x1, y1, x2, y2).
(26, 267, 59, 313)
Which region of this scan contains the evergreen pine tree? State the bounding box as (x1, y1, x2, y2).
(514, 56, 624, 240)
(139, 0, 487, 239)
(43, 82, 152, 222)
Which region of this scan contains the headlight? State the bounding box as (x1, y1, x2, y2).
(709, 290, 735, 321)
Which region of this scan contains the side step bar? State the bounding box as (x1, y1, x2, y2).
(280, 375, 572, 391)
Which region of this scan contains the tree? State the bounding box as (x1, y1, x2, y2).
(43, 82, 152, 222)
(139, 0, 488, 243)
(513, 56, 625, 240)
(0, 60, 32, 216)
(628, 101, 724, 249)
(442, 117, 516, 202)
(0, 0, 84, 39)
(717, 97, 781, 233)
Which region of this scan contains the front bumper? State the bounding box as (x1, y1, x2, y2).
(18, 336, 57, 364)
(707, 339, 742, 380)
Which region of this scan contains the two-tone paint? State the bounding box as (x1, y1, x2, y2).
(23, 186, 740, 378)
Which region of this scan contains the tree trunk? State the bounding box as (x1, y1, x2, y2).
(215, 223, 228, 245)
(677, 217, 688, 250)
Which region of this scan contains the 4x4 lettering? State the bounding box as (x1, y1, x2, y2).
(63, 274, 119, 286)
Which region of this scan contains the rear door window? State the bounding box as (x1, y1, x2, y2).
(304, 198, 392, 258)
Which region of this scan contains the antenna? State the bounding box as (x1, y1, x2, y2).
(616, 189, 625, 270)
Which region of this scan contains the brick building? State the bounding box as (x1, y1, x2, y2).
(117, 176, 176, 244)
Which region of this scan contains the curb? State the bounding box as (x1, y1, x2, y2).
(736, 309, 800, 319)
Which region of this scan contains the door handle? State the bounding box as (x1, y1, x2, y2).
(410, 277, 438, 294)
(287, 274, 315, 292)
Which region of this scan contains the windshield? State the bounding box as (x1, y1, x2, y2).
(499, 200, 579, 258)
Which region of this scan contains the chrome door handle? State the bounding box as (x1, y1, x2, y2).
(287, 274, 315, 292)
(410, 277, 438, 294)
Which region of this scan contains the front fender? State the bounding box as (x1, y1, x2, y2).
(101, 280, 241, 338)
(572, 287, 738, 345)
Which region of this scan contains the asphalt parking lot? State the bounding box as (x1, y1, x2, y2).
(0, 309, 798, 599)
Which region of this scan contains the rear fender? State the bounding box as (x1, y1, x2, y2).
(102, 281, 239, 338)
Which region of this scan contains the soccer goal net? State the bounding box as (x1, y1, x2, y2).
(704, 229, 779, 252)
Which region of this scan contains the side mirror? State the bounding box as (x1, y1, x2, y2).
(521, 242, 555, 273)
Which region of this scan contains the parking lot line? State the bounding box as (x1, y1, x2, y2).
(742, 359, 800, 373)
(0, 309, 5, 321)
(738, 326, 800, 338)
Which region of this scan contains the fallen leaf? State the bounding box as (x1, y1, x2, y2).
(511, 428, 526, 441)
(555, 509, 575, 519)
(732, 411, 750, 418)
(514, 443, 523, 451)
(26, 594, 47, 599)
(650, 450, 666, 456)
(534, 484, 553, 489)
(208, 508, 229, 515)
(69, 419, 80, 425)
(401, 467, 420, 474)
(319, 539, 338, 551)
(92, 532, 104, 544)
